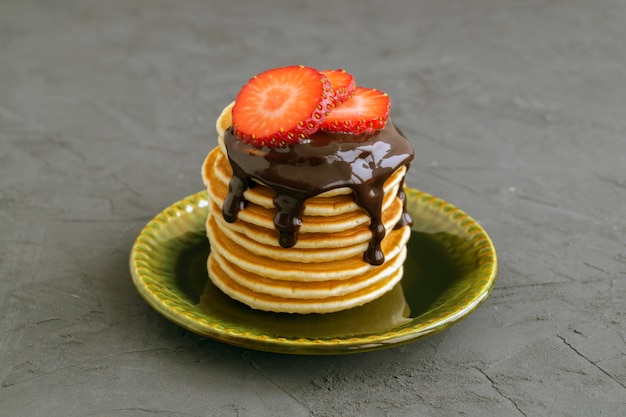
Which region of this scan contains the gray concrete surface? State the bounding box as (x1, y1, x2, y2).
(1, 0, 625, 416)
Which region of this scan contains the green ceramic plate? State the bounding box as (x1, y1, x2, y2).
(130, 188, 497, 355)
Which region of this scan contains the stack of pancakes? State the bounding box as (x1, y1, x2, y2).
(201, 104, 411, 314)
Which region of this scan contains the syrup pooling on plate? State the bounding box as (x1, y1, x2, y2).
(222, 119, 414, 265)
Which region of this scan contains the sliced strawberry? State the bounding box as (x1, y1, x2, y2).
(321, 69, 356, 105)
(232, 66, 334, 148)
(321, 87, 390, 134)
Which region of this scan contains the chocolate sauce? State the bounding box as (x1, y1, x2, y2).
(222, 120, 414, 265)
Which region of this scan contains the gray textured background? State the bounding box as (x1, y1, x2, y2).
(1, 0, 625, 416)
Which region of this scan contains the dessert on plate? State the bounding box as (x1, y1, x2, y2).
(201, 66, 414, 314)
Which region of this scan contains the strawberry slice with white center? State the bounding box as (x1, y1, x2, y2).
(321, 69, 356, 105)
(232, 66, 334, 148)
(321, 87, 390, 134)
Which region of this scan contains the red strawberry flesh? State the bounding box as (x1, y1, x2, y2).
(321, 69, 357, 105)
(321, 87, 390, 134)
(232, 66, 334, 148)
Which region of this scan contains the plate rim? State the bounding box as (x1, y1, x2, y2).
(130, 187, 498, 354)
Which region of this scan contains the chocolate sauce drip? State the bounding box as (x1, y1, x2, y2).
(394, 176, 413, 230)
(222, 175, 249, 223)
(222, 120, 414, 265)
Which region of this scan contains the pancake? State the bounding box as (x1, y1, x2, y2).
(208, 255, 405, 314)
(210, 246, 407, 299)
(201, 102, 414, 313)
(208, 198, 402, 250)
(206, 212, 411, 281)
(203, 146, 405, 224)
